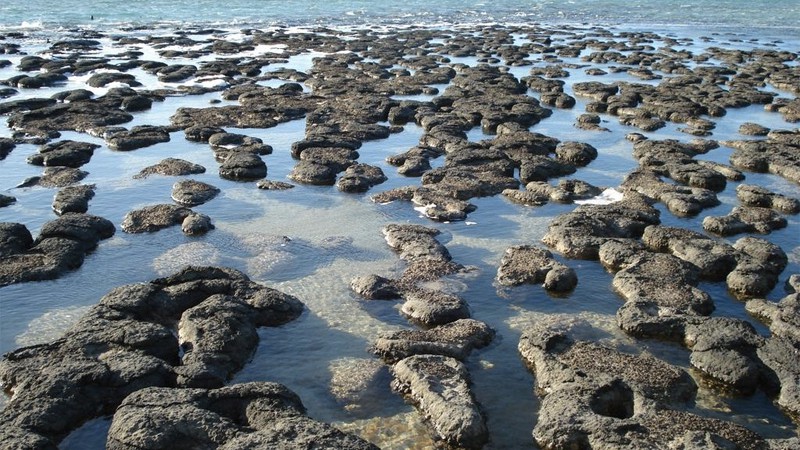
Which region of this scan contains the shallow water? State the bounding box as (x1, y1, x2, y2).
(1, 18, 799, 449)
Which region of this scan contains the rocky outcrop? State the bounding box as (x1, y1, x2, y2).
(503, 179, 603, 206)
(26, 140, 99, 168)
(133, 157, 206, 179)
(0, 266, 304, 449)
(542, 192, 660, 259)
(371, 319, 494, 364)
(724, 130, 800, 184)
(518, 317, 774, 450)
(496, 245, 577, 292)
(52, 184, 95, 215)
(219, 152, 267, 181)
(171, 179, 220, 206)
(736, 184, 800, 214)
(391, 355, 487, 449)
(702, 206, 788, 236)
(104, 125, 171, 151)
(107, 382, 378, 450)
(621, 169, 719, 217)
(121, 204, 193, 233)
(0, 214, 115, 286)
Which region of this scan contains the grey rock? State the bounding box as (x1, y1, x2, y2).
(27, 140, 99, 168)
(350, 274, 401, 300)
(496, 245, 577, 292)
(121, 204, 193, 233)
(256, 179, 295, 190)
(337, 163, 387, 193)
(52, 184, 95, 215)
(219, 152, 267, 181)
(134, 157, 206, 179)
(107, 382, 378, 450)
(391, 355, 487, 449)
(181, 213, 214, 236)
(105, 125, 171, 151)
(736, 184, 800, 214)
(171, 179, 220, 206)
(703, 206, 788, 236)
(372, 319, 494, 363)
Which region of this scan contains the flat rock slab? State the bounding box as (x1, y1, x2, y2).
(27, 140, 99, 168)
(0, 213, 115, 286)
(391, 355, 487, 449)
(703, 206, 788, 236)
(736, 184, 800, 214)
(121, 204, 193, 233)
(108, 382, 378, 450)
(134, 157, 206, 179)
(0, 266, 303, 448)
(496, 245, 577, 292)
(105, 125, 171, 151)
(400, 288, 470, 326)
(542, 192, 660, 260)
(171, 179, 220, 206)
(372, 318, 494, 363)
(52, 184, 95, 215)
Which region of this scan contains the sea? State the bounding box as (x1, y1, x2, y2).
(0, 1, 799, 449)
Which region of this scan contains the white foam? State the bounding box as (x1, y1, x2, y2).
(574, 188, 624, 205)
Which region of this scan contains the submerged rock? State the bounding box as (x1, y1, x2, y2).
(0, 266, 304, 449)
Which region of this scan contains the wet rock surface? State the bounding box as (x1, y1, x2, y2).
(0, 266, 304, 449)
(0, 22, 799, 450)
(0, 214, 114, 286)
(108, 382, 378, 450)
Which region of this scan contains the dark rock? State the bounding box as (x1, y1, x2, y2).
(256, 179, 295, 190)
(134, 157, 206, 179)
(0, 267, 303, 448)
(36, 167, 89, 188)
(121, 204, 193, 233)
(391, 355, 487, 449)
(684, 317, 763, 393)
(622, 169, 719, 217)
(120, 95, 153, 112)
(208, 132, 273, 160)
(0, 193, 16, 207)
(27, 140, 99, 168)
(641, 226, 738, 281)
(0, 214, 115, 286)
(350, 274, 400, 300)
(554, 141, 598, 166)
(514, 318, 765, 450)
(105, 125, 171, 151)
(171, 179, 220, 206)
(542, 193, 660, 259)
(181, 213, 214, 236)
(157, 64, 197, 82)
(372, 319, 494, 363)
(725, 133, 800, 184)
(519, 155, 576, 183)
(496, 245, 577, 292)
(86, 72, 141, 88)
(736, 184, 800, 214)
(52, 184, 95, 215)
(727, 237, 788, 299)
(738, 122, 770, 136)
(219, 152, 267, 181)
(337, 163, 387, 193)
(8, 101, 133, 135)
(0, 137, 15, 159)
(702, 206, 788, 236)
(289, 160, 337, 185)
(107, 382, 378, 450)
(184, 125, 226, 142)
(400, 289, 470, 326)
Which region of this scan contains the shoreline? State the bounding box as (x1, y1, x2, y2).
(1, 20, 799, 449)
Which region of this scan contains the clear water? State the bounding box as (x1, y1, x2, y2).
(1, 4, 799, 449)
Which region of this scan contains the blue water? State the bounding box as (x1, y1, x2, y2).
(2, 0, 800, 32)
(1, 1, 800, 448)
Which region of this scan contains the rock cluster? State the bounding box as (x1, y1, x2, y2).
(0, 267, 306, 449)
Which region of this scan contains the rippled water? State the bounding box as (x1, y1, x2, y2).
(1, 14, 799, 450)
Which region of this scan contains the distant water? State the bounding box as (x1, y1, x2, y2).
(2, 0, 800, 32)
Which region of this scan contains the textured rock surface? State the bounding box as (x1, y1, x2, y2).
(107, 382, 378, 450)
(0, 267, 303, 448)
(496, 245, 577, 292)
